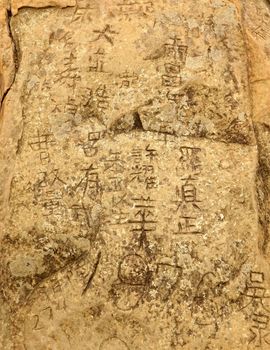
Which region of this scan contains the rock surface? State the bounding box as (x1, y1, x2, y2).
(0, 0, 270, 349)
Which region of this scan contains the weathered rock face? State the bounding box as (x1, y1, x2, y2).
(0, 1, 270, 349)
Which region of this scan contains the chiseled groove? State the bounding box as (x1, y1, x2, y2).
(254, 122, 270, 255)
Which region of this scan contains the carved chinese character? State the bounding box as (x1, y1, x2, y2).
(129, 196, 157, 249)
(164, 36, 188, 63)
(92, 25, 118, 45)
(174, 216, 202, 235)
(89, 49, 106, 73)
(74, 165, 100, 199)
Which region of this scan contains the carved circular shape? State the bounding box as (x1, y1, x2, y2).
(99, 337, 130, 350)
(118, 253, 149, 285)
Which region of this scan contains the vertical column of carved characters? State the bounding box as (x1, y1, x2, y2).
(88, 25, 119, 121)
(100, 148, 130, 242)
(28, 131, 68, 218)
(173, 146, 203, 235)
(101, 149, 126, 193)
(112, 212, 183, 310)
(70, 131, 105, 236)
(109, 188, 157, 310)
(67, 162, 101, 240)
(32, 169, 67, 217)
(240, 271, 270, 348)
(128, 144, 158, 190)
(108, 141, 159, 310)
(22, 272, 75, 350)
(54, 31, 80, 92)
(162, 36, 188, 102)
(126, 142, 159, 253)
(128, 196, 157, 252)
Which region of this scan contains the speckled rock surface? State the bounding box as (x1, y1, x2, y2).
(0, 1, 270, 349)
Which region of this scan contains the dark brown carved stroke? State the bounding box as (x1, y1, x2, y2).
(82, 251, 101, 295)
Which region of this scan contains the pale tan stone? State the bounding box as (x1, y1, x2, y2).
(0, 0, 15, 103)
(1, 1, 270, 349)
(243, 0, 270, 125)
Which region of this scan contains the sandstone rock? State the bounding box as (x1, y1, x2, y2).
(11, 0, 76, 15)
(0, 1, 270, 349)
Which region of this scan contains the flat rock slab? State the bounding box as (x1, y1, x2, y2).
(1, 1, 270, 349)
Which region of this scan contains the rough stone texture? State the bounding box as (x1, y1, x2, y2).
(10, 0, 75, 15)
(0, 1, 270, 349)
(0, 1, 15, 103)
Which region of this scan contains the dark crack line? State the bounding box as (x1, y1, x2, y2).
(24, 252, 87, 305)
(14, 4, 75, 13)
(238, 2, 270, 255)
(0, 9, 20, 108)
(110, 122, 255, 148)
(251, 77, 270, 84)
(264, 0, 270, 10)
(254, 123, 270, 255)
(82, 251, 101, 295)
(133, 111, 144, 130)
